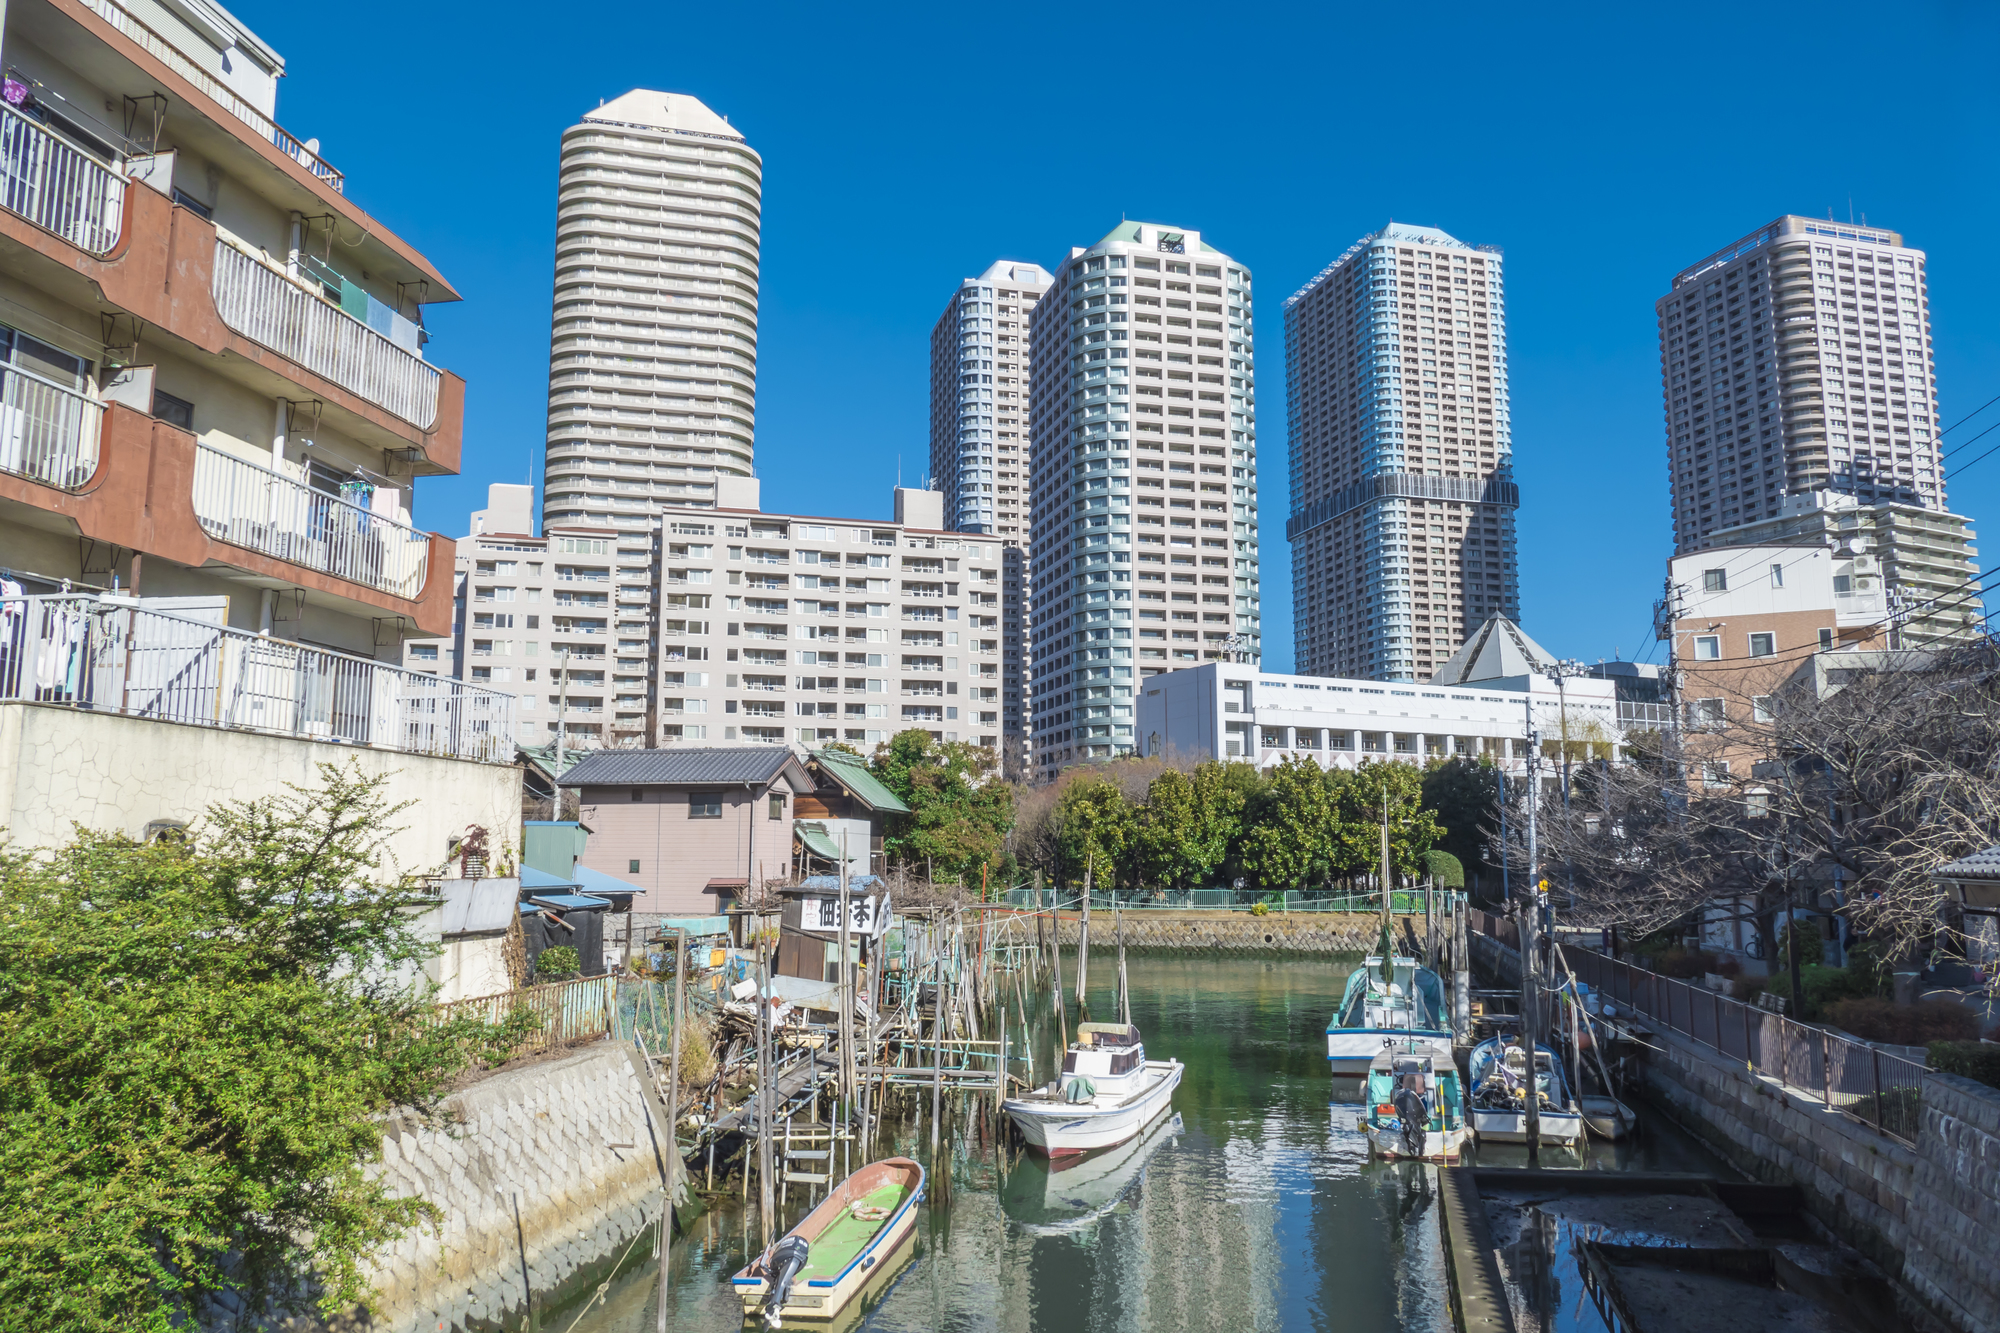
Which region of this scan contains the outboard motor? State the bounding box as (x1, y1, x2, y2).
(761, 1234, 810, 1328)
(1393, 1085, 1430, 1158)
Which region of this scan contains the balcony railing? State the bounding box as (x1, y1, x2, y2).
(0, 102, 125, 255)
(74, 0, 344, 192)
(211, 243, 440, 428)
(0, 594, 512, 761)
(0, 361, 102, 490)
(192, 443, 430, 599)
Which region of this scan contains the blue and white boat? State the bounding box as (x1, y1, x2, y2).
(1325, 953, 1454, 1076)
(1466, 1036, 1584, 1147)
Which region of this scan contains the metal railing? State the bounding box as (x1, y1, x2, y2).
(74, 0, 344, 192)
(430, 975, 618, 1052)
(0, 101, 125, 254)
(0, 594, 514, 762)
(191, 444, 431, 599)
(210, 242, 439, 428)
(0, 361, 102, 489)
(1468, 911, 1926, 1144)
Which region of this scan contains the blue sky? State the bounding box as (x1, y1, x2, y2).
(257, 1, 1999, 672)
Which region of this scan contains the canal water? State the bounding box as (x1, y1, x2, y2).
(547, 954, 1731, 1333)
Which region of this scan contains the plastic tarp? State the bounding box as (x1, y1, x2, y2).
(438, 877, 519, 936)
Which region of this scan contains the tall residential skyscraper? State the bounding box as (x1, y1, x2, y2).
(928, 260, 1051, 773)
(1284, 223, 1519, 683)
(539, 89, 762, 746)
(1028, 222, 1263, 777)
(1659, 216, 1943, 554)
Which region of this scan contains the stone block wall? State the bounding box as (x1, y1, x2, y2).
(1041, 910, 1430, 955)
(1905, 1073, 2000, 1333)
(314, 1042, 675, 1333)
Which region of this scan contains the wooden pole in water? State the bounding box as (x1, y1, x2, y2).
(838, 832, 854, 1176)
(756, 935, 774, 1244)
(1116, 908, 1130, 1027)
(657, 927, 686, 1333)
(1049, 912, 1069, 1065)
(1076, 853, 1092, 1009)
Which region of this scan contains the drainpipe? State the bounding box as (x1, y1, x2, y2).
(745, 780, 757, 906)
(286, 211, 302, 281)
(259, 589, 275, 635)
(272, 397, 289, 467)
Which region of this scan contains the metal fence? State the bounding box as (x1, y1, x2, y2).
(0, 361, 102, 489)
(0, 100, 125, 256)
(0, 594, 515, 762)
(210, 241, 439, 428)
(191, 443, 431, 599)
(1469, 911, 1927, 1144)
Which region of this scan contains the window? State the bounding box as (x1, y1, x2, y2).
(769, 793, 785, 821)
(1693, 634, 1720, 660)
(1752, 695, 1775, 722)
(1744, 790, 1771, 817)
(1703, 569, 1727, 592)
(151, 389, 194, 431)
(1691, 698, 1725, 728)
(628, 859, 641, 873)
(1818, 628, 1834, 650)
(1703, 761, 1731, 788)
(1747, 632, 1775, 657)
(169, 186, 213, 220)
(630, 787, 644, 802)
(688, 791, 722, 819)
(1769, 562, 1785, 588)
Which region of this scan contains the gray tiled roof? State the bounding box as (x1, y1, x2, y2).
(559, 747, 811, 790)
(1934, 845, 2000, 881)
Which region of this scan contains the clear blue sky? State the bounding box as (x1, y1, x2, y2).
(255, 0, 1999, 671)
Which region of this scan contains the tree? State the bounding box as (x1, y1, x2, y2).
(1131, 765, 1245, 893)
(870, 730, 1014, 883)
(1241, 754, 1339, 892)
(1422, 755, 1502, 885)
(0, 764, 521, 1332)
(1054, 776, 1133, 890)
(1335, 760, 1444, 883)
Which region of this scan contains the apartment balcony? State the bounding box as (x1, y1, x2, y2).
(0, 102, 126, 256)
(211, 242, 441, 430)
(0, 363, 104, 490)
(192, 444, 429, 600)
(0, 593, 512, 760)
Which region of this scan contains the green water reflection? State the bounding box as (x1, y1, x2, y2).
(551, 954, 1719, 1333)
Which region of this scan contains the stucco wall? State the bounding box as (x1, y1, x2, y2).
(0, 702, 520, 878)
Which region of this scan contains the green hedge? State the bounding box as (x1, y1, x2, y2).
(1928, 1041, 2000, 1091)
(1424, 849, 1465, 889)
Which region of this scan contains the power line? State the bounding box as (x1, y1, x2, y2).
(1942, 417, 2000, 460)
(1940, 390, 2000, 440)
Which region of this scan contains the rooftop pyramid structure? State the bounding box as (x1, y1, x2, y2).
(1428, 616, 1556, 685)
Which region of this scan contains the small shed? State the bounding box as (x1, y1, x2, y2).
(1932, 845, 2000, 977)
(520, 893, 613, 979)
(793, 748, 909, 879)
(771, 873, 892, 983)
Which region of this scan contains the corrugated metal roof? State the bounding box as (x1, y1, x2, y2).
(523, 894, 612, 912)
(570, 865, 643, 898)
(522, 866, 582, 890)
(560, 747, 811, 790)
(811, 747, 910, 814)
(1935, 845, 2000, 881)
(796, 823, 843, 861)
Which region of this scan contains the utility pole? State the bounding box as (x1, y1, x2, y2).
(1655, 577, 1687, 802)
(1540, 658, 1589, 909)
(1521, 693, 1543, 1166)
(555, 646, 571, 778)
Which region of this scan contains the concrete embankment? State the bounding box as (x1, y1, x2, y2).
(1032, 908, 1430, 955)
(1468, 931, 2000, 1333)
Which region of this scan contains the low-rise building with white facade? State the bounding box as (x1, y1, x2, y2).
(649, 480, 1003, 750)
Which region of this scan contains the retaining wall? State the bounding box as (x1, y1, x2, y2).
(1035, 909, 1430, 955)
(1468, 934, 2000, 1332)
(286, 1042, 681, 1333)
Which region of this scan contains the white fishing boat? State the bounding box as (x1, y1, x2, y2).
(1466, 1036, 1585, 1147)
(1361, 1048, 1471, 1162)
(1325, 952, 1454, 1075)
(1002, 1021, 1183, 1158)
(1580, 1093, 1638, 1140)
(1002, 1111, 1183, 1234)
(731, 1156, 924, 1327)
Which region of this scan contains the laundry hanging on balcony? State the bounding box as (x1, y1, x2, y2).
(337, 278, 422, 356)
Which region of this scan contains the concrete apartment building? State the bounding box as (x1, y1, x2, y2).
(0, 0, 518, 866)
(648, 480, 1002, 750)
(1028, 221, 1263, 777)
(1282, 222, 1520, 684)
(1660, 216, 1950, 554)
(928, 259, 1050, 774)
(539, 90, 763, 747)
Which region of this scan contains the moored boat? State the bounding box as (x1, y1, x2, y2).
(1325, 953, 1454, 1075)
(1003, 1021, 1183, 1158)
(1002, 1110, 1183, 1233)
(732, 1156, 924, 1327)
(1466, 1036, 1585, 1147)
(1580, 1093, 1637, 1140)
(1361, 1047, 1470, 1161)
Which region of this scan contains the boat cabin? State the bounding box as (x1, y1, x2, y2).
(1337, 956, 1448, 1033)
(1061, 1022, 1144, 1079)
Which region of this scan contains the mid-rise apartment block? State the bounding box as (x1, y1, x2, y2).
(648, 481, 1003, 750)
(0, 0, 516, 866)
(928, 259, 1050, 772)
(539, 90, 763, 746)
(1660, 216, 1943, 554)
(1028, 222, 1263, 776)
(1283, 223, 1520, 684)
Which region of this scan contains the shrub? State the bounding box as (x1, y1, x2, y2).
(1423, 849, 1465, 889)
(1248, 900, 1271, 917)
(536, 945, 581, 981)
(1730, 974, 1768, 1003)
(1778, 922, 1826, 968)
(1927, 1041, 2000, 1091)
(1823, 998, 1979, 1046)
(1650, 947, 1718, 979)
(1768, 961, 1885, 1019)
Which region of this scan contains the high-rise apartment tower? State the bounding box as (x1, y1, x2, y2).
(539, 90, 762, 746)
(1028, 222, 1263, 777)
(928, 260, 1050, 772)
(1284, 223, 1519, 683)
(1659, 216, 1943, 554)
